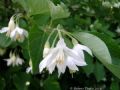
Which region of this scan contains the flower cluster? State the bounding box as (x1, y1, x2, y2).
(1, 15, 93, 77)
(0, 16, 28, 42)
(39, 26, 92, 77)
(4, 52, 24, 67)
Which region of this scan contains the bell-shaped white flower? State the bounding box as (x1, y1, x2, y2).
(10, 25, 28, 42)
(4, 52, 24, 67)
(66, 44, 92, 73)
(26, 60, 32, 73)
(39, 38, 87, 77)
(0, 17, 16, 36)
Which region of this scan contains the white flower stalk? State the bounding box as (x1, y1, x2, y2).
(39, 38, 87, 77)
(26, 60, 32, 73)
(43, 41, 50, 58)
(0, 17, 16, 36)
(4, 52, 24, 67)
(10, 25, 28, 42)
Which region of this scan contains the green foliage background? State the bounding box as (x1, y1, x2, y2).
(0, 0, 120, 90)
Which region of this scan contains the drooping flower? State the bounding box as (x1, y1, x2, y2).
(26, 60, 32, 73)
(0, 15, 28, 42)
(10, 25, 28, 42)
(39, 38, 88, 77)
(66, 44, 92, 73)
(4, 52, 24, 67)
(0, 16, 16, 36)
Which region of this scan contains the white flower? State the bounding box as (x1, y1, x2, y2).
(0, 16, 28, 42)
(39, 38, 88, 77)
(26, 60, 32, 73)
(4, 52, 24, 67)
(10, 25, 28, 42)
(67, 44, 92, 73)
(26, 67, 32, 73)
(0, 17, 16, 36)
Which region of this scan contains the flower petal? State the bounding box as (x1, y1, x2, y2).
(76, 44, 92, 56)
(56, 38, 66, 47)
(47, 60, 56, 74)
(66, 58, 79, 71)
(39, 53, 55, 73)
(0, 27, 9, 33)
(10, 30, 17, 39)
(68, 56, 87, 66)
(64, 47, 83, 61)
(23, 30, 28, 37)
(57, 62, 66, 74)
(73, 46, 84, 59)
(26, 67, 32, 73)
(4, 59, 12, 66)
(16, 27, 24, 34)
(16, 56, 24, 65)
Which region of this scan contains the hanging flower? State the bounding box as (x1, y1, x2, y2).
(39, 38, 89, 77)
(0, 17, 16, 36)
(4, 52, 24, 67)
(0, 15, 28, 42)
(10, 25, 28, 42)
(66, 44, 92, 73)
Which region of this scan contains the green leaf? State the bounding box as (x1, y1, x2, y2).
(73, 32, 112, 64)
(14, 0, 50, 16)
(49, 1, 70, 20)
(91, 32, 120, 65)
(44, 76, 60, 90)
(110, 81, 119, 90)
(13, 73, 30, 90)
(29, 26, 47, 73)
(94, 61, 105, 82)
(105, 63, 120, 79)
(83, 54, 94, 75)
(32, 13, 50, 27)
(73, 32, 120, 79)
(14, 0, 70, 19)
(0, 34, 12, 48)
(91, 32, 120, 79)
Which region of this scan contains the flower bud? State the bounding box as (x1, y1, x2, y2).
(0, 48, 6, 56)
(43, 41, 50, 58)
(8, 17, 16, 31)
(29, 59, 32, 67)
(6, 17, 16, 36)
(72, 38, 78, 46)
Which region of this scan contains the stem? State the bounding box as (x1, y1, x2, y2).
(48, 19, 53, 28)
(60, 30, 78, 45)
(56, 26, 62, 39)
(46, 29, 56, 42)
(60, 30, 73, 39)
(51, 33, 58, 48)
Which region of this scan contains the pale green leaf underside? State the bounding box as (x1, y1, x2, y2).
(73, 32, 120, 79)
